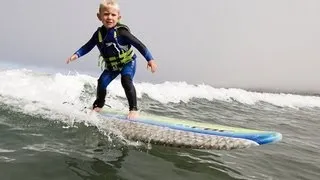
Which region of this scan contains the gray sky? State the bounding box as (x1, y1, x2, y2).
(1, 0, 320, 93)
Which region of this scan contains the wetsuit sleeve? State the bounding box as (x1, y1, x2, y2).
(118, 28, 154, 61)
(74, 31, 98, 58)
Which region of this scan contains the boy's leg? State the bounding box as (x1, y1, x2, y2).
(120, 60, 137, 112)
(93, 70, 119, 110)
(121, 75, 137, 111)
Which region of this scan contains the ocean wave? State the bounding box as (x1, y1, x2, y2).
(0, 68, 320, 109)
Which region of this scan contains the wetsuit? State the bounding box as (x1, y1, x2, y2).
(74, 23, 154, 111)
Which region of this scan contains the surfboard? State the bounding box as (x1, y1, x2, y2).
(99, 109, 282, 150)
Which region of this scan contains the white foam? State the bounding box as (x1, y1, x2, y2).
(1, 68, 320, 111)
(135, 81, 320, 108)
(0, 156, 15, 162)
(0, 69, 129, 146)
(0, 149, 16, 153)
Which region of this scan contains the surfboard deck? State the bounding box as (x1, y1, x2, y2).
(99, 108, 282, 146)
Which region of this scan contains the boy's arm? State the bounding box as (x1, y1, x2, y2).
(118, 28, 154, 61)
(73, 31, 98, 58)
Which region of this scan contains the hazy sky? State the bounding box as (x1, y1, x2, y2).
(1, 0, 320, 93)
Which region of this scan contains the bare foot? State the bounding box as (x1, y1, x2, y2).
(93, 107, 102, 112)
(127, 111, 139, 120)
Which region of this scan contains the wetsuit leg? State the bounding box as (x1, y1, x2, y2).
(93, 70, 119, 108)
(120, 60, 137, 111)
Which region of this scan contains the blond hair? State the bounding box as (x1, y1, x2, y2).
(99, 0, 120, 12)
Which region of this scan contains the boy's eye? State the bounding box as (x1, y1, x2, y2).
(104, 13, 116, 17)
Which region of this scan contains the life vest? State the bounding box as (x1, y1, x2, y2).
(97, 24, 134, 71)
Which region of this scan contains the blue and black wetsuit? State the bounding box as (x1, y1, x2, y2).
(74, 23, 154, 111)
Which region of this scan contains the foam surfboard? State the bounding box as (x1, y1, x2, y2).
(99, 108, 282, 150)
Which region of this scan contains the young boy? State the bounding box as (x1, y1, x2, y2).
(66, 0, 157, 119)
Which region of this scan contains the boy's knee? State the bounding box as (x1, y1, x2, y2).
(97, 77, 109, 90)
(97, 77, 104, 85)
(121, 75, 133, 89)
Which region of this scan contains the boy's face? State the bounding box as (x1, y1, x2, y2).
(97, 6, 121, 28)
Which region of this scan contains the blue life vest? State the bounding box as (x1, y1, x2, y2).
(97, 24, 134, 71)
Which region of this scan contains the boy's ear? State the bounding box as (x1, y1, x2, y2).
(118, 15, 122, 21)
(97, 13, 101, 21)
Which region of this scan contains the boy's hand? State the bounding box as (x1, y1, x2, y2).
(147, 60, 157, 73)
(66, 54, 78, 64)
